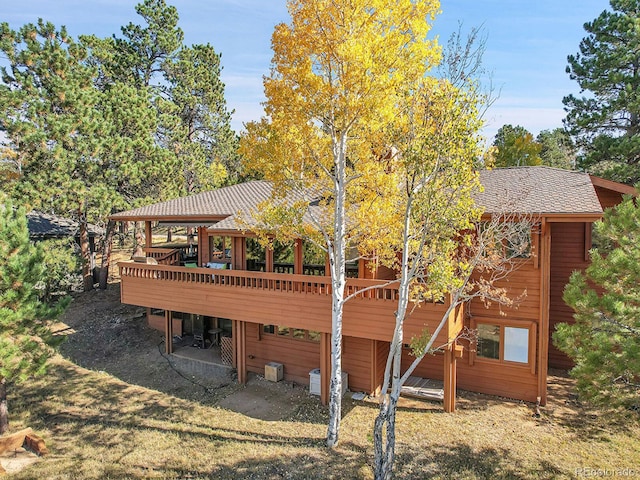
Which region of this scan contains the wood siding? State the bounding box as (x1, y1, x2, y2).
(342, 337, 374, 393)
(548, 222, 589, 369)
(464, 256, 541, 402)
(470, 258, 541, 323)
(245, 323, 320, 385)
(458, 350, 539, 401)
(373, 340, 390, 395)
(147, 312, 183, 336)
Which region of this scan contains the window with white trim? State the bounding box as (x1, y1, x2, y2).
(475, 320, 535, 368)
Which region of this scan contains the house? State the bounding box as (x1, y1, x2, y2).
(110, 166, 635, 411)
(27, 211, 104, 253)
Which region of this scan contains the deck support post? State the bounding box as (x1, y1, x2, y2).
(165, 310, 173, 355)
(443, 343, 457, 413)
(320, 332, 331, 406)
(235, 320, 247, 384)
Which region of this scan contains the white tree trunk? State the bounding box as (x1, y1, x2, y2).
(373, 195, 413, 478)
(326, 132, 348, 448)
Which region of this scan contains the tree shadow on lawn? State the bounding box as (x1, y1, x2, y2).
(11, 358, 371, 479)
(393, 442, 567, 480)
(15, 359, 333, 437)
(541, 371, 638, 441)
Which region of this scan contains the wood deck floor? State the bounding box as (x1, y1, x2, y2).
(400, 376, 444, 402)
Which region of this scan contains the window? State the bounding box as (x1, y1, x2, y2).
(277, 326, 290, 336)
(475, 320, 534, 367)
(210, 236, 231, 260)
(504, 326, 529, 363)
(262, 325, 321, 343)
(505, 223, 532, 259)
(477, 324, 500, 359)
(263, 324, 275, 334)
(479, 222, 532, 260)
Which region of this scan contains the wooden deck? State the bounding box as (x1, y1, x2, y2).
(118, 262, 458, 345)
(400, 376, 444, 401)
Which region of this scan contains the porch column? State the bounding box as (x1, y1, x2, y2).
(198, 227, 209, 266)
(144, 221, 152, 249)
(294, 239, 303, 275)
(443, 343, 458, 413)
(232, 237, 246, 270)
(165, 310, 173, 355)
(320, 332, 331, 405)
(537, 219, 551, 405)
(235, 320, 247, 384)
(266, 246, 274, 273)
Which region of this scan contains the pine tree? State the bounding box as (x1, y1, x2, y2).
(537, 128, 576, 170)
(163, 43, 238, 194)
(0, 194, 66, 434)
(554, 195, 640, 410)
(563, 0, 640, 184)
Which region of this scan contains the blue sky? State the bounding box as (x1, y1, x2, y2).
(2, 0, 610, 141)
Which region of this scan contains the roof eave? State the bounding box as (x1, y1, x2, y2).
(108, 213, 229, 223)
(589, 175, 638, 195)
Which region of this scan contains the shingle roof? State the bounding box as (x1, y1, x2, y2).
(477, 167, 603, 215)
(27, 211, 105, 238)
(111, 167, 606, 228)
(110, 181, 273, 221)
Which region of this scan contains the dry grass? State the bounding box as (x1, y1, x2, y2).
(6, 285, 640, 479)
(10, 364, 639, 480)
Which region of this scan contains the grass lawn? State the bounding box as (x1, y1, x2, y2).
(5, 285, 640, 479)
(9, 360, 640, 479)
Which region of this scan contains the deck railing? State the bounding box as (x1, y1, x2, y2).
(143, 247, 182, 265)
(119, 262, 402, 300)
